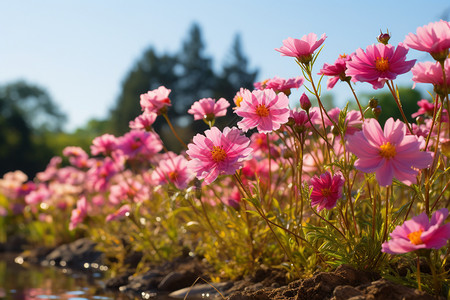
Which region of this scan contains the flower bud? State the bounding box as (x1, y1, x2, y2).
(416, 116, 425, 125)
(299, 93, 311, 111)
(369, 97, 379, 109)
(377, 30, 391, 45)
(372, 105, 382, 119)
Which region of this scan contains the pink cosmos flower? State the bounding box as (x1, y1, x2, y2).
(117, 130, 163, 160)
(411, 59, 450, 95)
(319, 54, 353, 90)
(233, 88, 249, 109)
(346, 118, 433, 186)
(188, 97, 230, 121)
(106, 204, 131, 222)
(254, 76, 304, 95)
(404, 20, 450, 61)
(109, 179, 148, 205)
(36, 156, 62, 182)
(140, 86, 172, 115)
(235, 88, 290, 133)
(91, 134, 118, 156)
(152, 154, 194, 190)
(382, 208, 450, 254)
(63, 146, 90, 168)
(69, 196, 88, 230)
(86, 157, 119, 192)
(186, 126, 253, 185)
(324, 108, 362, 136)
(310, 171, 345, 212)
(25, 184, 51, 206)
(346, 43, 416, 89)
(275, 33, 327, 63)
(129, 112, 157, 131)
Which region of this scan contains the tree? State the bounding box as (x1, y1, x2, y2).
(0, 81, 66, 177)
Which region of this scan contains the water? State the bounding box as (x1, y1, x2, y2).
(0, 253, 174, 300)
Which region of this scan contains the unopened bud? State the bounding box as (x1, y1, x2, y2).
(369, 97, 378, 109)
(416, 116, 425, 125)
(372, 105, 382, 119)
(377, 30, 391, 45)
(300, 93, 311, 111)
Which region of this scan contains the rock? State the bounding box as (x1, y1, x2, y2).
(121, 270, 162, 293)
(168, 282, 233, 299)
(157, 270, 200, 291)
(356, 279, 437, 300)
(331, 285, 362, 300)
(105, 271, 133, 290)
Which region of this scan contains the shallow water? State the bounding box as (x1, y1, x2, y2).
(0, 253, 175, 300)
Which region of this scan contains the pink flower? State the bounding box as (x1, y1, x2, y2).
(324, 108, 362, 136)
(106, 204, 130, 222)
(254, 76, 304, 95)
(186, 127, 253, 185)
(188, 97, 230, 121)
(346, 43, 416, 89)
(233, 88, 249, 109)
(69, 196, 88, 230)
(109, 179, 149, 205)
(275, 33, 327, 63)
(152, 154, 194, 190)
(87, 157, 120, 192)
(235, 89, 290, 133)
(36, 156, 62, 182)
(91, 134, 118, 156)
(117, 130, 162, 160)
(382, 208, 450, 254)
(310, 171, 345, 212)
(140, 86, 172, 115)
(63, 146, 90, 168)
(129, 112, 157, 131)
(411, 99, 438, 118)
(319, 54, 352, 90)
(346, 118, 433, 186)
(404, 20, 450, 61)
(411, 59, 450, 95)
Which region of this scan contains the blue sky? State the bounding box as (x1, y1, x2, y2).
(1, 1, 449, 131)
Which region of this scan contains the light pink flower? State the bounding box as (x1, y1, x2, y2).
(319, 54, 353, 90)
(109, 179, 148, 205)
(91, 134, 118, 156)
(404, 20, 450, 61)
(275, 33, 327, 63)
(382, 208, 450, 254)
(235, 89, 290, 133)
(63, 146, 90, 168)
(233, 88, 249, 109)
(86, 157, 120, 192)
(411, 59, 450, 95)
(346, 118, 433, 186)
(188, 98, 230, 121)
(140, 86, 172, 115)
(36, 156, 62, 182)
(254, 76, 304, 95)
(346, 43, 416, 89)
(117, 130, 162, 160)
(129, 112, 157, 131)
(69, 196, 88, 230)
(152, 154, 194, 190)
(186, 127, 253, 185)
(324, 108, 362, 136)
(411, 99, 439, 118)
(106, 204, 131, 222)
(310, 171, 345, 212)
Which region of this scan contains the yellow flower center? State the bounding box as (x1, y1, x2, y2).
(339, 53, 348, 59)
(407, 229, 424, 245)
(379, 142, 396, 159)
(234, 96, 243, 107)
(168, 171, 178, 182)
(321, 188, 331, 197)
(211, 146, 227, 163)
(375, 57, 390, 72)
(256, 104, 270, 117)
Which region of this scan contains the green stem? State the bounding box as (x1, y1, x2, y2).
(162, 113, 188, 149)
(386, 81, 414, 135)
(346, 81, 364, 120)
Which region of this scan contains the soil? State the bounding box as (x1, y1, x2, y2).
(5, 238, 445, 300)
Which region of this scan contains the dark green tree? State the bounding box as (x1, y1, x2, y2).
(0, 81, 66, 177)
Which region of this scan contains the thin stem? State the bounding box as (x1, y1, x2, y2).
(382, 186, 390, 243)
(162, 113, 188, 149)
(386, 81, 414, 135)
(346, 81, 364, 120)
(417, 254, 422, 291)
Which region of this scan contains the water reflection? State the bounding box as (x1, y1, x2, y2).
(0, 253, 130, 300)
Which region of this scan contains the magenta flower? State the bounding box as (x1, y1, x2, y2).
(254, 76, 304, 95)
(117, 130, 162, 160)
(188, 97, 230, 122)
(275, 33, 327, 63)
(186, 127, 253, 185)
(319, 54, 352, 90)
(404, 20, 450, 61)
(310, 171, 345, 212)
(346, 43, 416, 89)
(109, 179, 149, 205)
(91, 134, 118, 156)
(411, 99, 438, 118)
(346, 118, 433, 186)
(140, 86, 172, 115)
(106, 204, 131, 222)
(411, 59, 450, 95)
(129, 112, 157, 131)
(235, 89, 290, 133)
(63, 146, 90, 168)
(152, 154, 194, 190)
(382, 208, 450, 254)
(69, 196, 88, 230)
